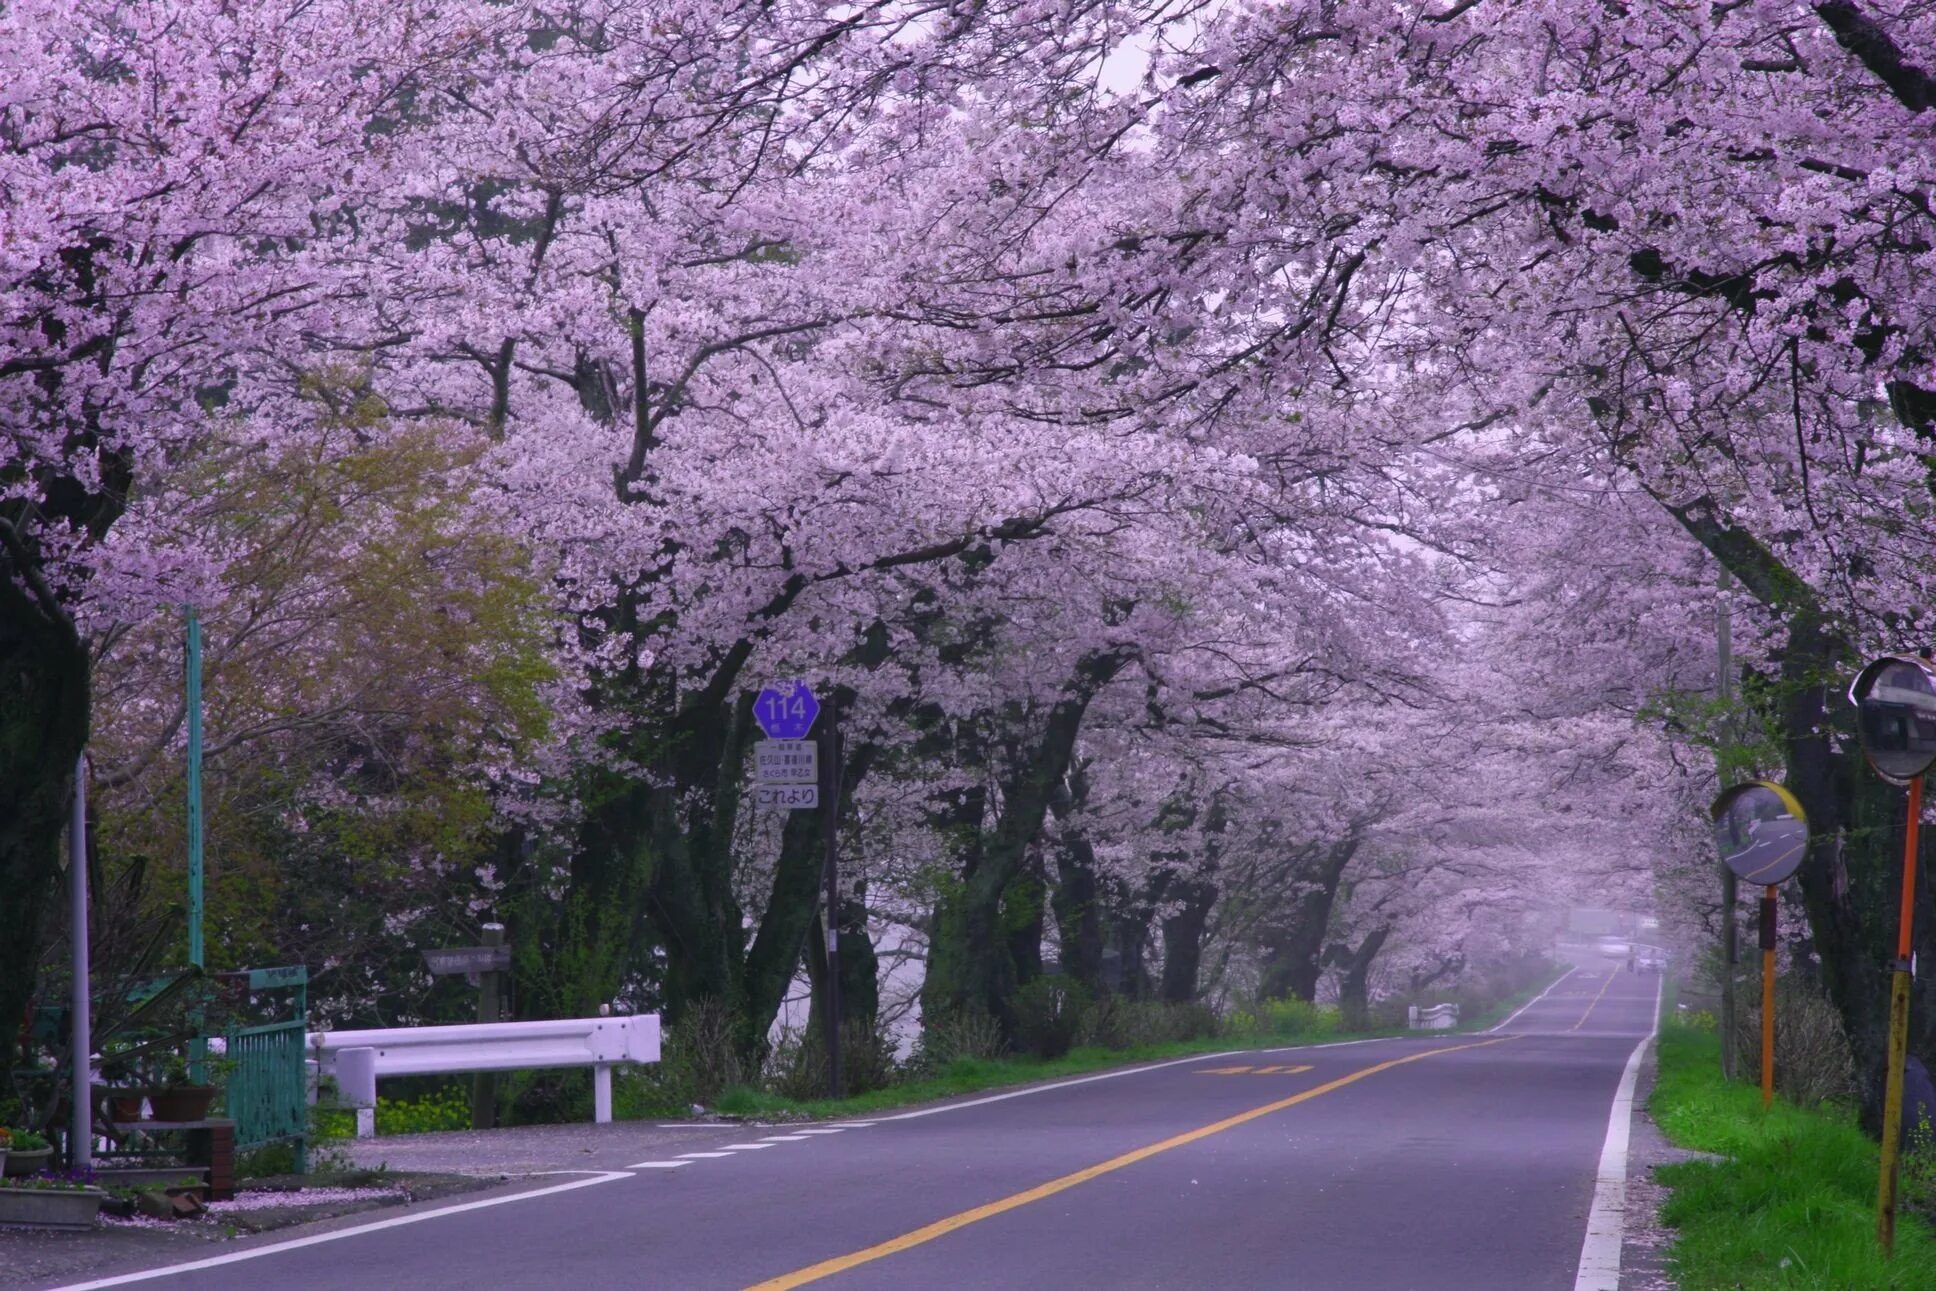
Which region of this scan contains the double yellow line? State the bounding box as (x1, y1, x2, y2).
(1571, 971, 1620, 1032)
(747, 1035, 1513, 1289)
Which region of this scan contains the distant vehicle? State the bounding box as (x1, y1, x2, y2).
(1594, 935, 1631, 957)
(1636, 950, 1666, 973)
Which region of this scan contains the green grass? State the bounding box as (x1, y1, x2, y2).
(1649, 1022, 1936, 1289)
(696, 969, 1566, 1122)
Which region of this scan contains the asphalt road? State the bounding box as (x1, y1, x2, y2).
(50, 963, 1659, 1291)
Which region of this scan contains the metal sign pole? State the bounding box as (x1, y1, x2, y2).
(186, 608, 207, 1083)
(821, 707, 843, 1101)
(1760, 886, 1777, 1109)
(1878, 772, 1923, 1255)
(1718, 569, 1739, 1082)
(69, 754, 91, 1169)
(473, 922, 505, 1130)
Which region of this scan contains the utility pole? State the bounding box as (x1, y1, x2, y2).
(1718, 567, 1739, 1080)
(69, 754, 91, 1168)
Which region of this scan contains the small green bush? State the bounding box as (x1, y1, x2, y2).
(1011, 975, 1090, 1060)
(1080, 998, 1227, 1048)
(910, 1006, 1008, 1075)
(1230, 998, 1340, 1040)
(1729, 981, 1856, 1108)
(766, 1018, 898, 1101)
(376, 1084, 471, 1136)
(617, 1000, 749, 1117)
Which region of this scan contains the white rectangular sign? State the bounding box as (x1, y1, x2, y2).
(754, 739, 818, 784)
(756, 783, 820, 811)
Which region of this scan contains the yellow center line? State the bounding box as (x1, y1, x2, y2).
(1571, 971, 1619, 1032)
(744, 1035, 1515, 1290)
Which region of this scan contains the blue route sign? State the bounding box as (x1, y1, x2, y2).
(754, 680, 820, 740)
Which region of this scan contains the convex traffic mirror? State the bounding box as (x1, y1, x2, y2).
(1710, 781, 1808, 885)
(1850, 654, 1936, 785)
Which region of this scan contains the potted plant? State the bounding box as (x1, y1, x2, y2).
(0, 1169, 109, 1230)
(145, 1054, 217, 1123)
(2, 1129, 53, 1177)
(94, 1050, 149, 1122)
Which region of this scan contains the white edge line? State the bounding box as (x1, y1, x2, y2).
(52, 1171, 636, 1290)
(877, 1034, 1413, 1123)
(1571, 972, 1664, 1291)
(1492, 965, 1580, 1033)
(625, 1161, 692, 1169)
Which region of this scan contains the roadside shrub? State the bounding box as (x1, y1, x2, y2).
(615, 1000, 748, 1116)
(376, 1084, 471, 1135)
(1231, 998, 1340, 1040)
(665, 999, 748, 1105)
(910, 1006, 1008, 1074)
(1077, 998, 1223, 1048)
(1011, 975, 1090, 1059)
(1729, 981, 1856, 1108)
(1904, 1111, 1936, 1224)
(767, 1017, 898, 1101)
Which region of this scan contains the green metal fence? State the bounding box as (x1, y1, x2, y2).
(220, 966, 308, 1170)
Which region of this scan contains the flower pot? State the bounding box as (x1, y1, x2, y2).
(95, 1084, 149, 1121)
(147, 1086, 217, 1122)
(0, 1185, 107, 1230)
(2, 1147, 52, 1177)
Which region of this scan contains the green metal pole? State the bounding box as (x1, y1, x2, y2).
(187, 608, 206, 1081)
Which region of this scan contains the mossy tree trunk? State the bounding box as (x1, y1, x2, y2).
(924, 648, 1134, 1032)
(1258, 836, 1362, 1003)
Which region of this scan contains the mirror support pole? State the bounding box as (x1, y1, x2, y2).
(1760, 887, 1777, 1109)
(1721, 870, 1738, 1080)
(1878, 772, 1923, 1256)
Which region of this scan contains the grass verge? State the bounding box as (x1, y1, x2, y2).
(1649, 1022, 1936, 1289)
(700, 967, 1568, 1121)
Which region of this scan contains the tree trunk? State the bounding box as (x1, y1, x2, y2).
(924, 649, 1132, 1030)
(1159, 877, 1217, 1004)
(1334, 927, 1391, 1031)
(1002, 862, 1047, 984)
(0, 578, 91, 1082)
(1047, 771, 1107, 994)
(1258, 838, 1360, 1002)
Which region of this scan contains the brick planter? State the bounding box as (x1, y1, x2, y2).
(0, 1186, 108, 1230)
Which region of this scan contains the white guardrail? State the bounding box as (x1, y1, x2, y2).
(1407, 1003, 1460, 1030)
(308, 1014, 661, 1138)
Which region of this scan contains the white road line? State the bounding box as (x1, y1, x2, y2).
(721, 1142, 776, 1149)
(50, 1171, 636, 1290)
(796, 1128, 847, 1135)
(1572, 973, 1663, 1291)
(626, 1160, 692, 1169)
(676, 1151, 734, 1159)
(1491, 965, 1580, 1033)
(827, 1121, 878, 1128)
(759, 1135, 812, 1142)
